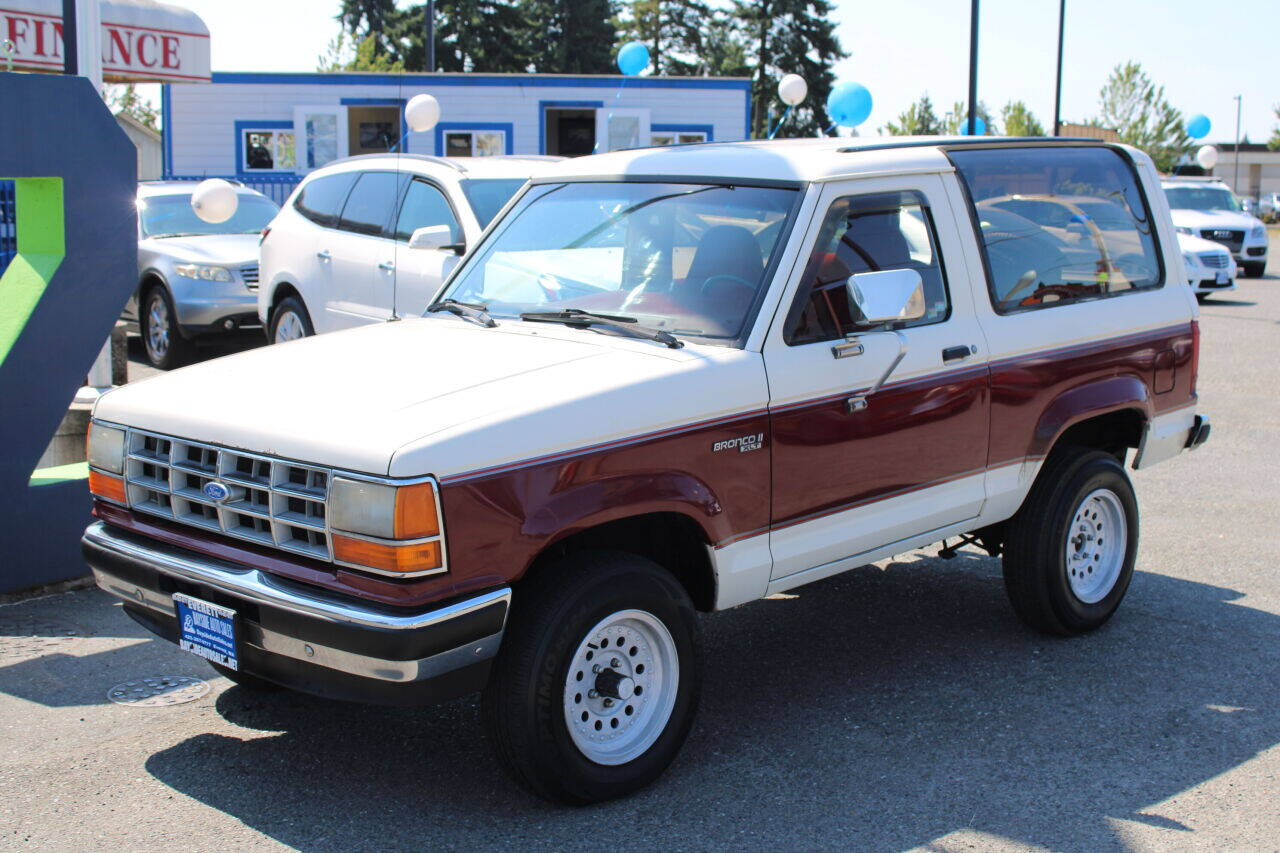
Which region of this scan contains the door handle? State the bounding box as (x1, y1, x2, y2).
(315, 250, 331, 261)
(942, 344, 977, 364)
(378, 261, 395, 272)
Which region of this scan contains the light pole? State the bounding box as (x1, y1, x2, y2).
(1053, 0, 1065, 136)
(967, 0, 979, 135)
(1233, 94, 1242, 193)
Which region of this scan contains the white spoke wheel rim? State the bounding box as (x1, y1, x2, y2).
(274, 311, 304, 343)
(146, 294, 170, 359)
(1065, 488, 1127, 604)
(562, 608, 679, 766)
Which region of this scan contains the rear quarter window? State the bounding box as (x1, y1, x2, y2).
(294, 172, 358, 228)
(949, 146, 1163, 314)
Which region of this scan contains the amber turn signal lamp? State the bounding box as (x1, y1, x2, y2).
(394, 481, 441, 539)
(332, 534, 442, 575)
(89, 470, 127, 504)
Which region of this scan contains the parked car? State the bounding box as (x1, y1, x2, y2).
(1177, 231, 1237, 301)
(1162, 177, 1269, 277)
(258, 154, 561, 342)
(84, 138, 1209, 803)
(127, 182, 279, 369)
(1259, 192, 1280, 222)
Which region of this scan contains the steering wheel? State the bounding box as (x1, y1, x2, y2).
(699, 273, 756, 300)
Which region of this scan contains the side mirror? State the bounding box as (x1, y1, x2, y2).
(845, 268, 926, 326)
(408, 225, 465, 254)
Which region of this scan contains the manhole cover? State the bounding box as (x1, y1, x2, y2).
(108, 676, 211, 707)
(0, 616, 80, 658)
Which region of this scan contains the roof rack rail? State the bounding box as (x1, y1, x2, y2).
(836, 136, 1105, 154)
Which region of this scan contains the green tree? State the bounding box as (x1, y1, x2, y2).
(521, 0, 618, 74)
(337, 0, 399, 62)
(615, 1, 713, 76)
(1001, 100, 1045, 137)
(392, 1, 532, 72)
(883, 94, 942, 136)
(733, 0, 846, 137)
(1268, 105, 1280, 152)
(317, 31, 405, 72)
(1095, 61, 1190, 172)
(942, 100, 996, 135)
(107, 84, 159, 131)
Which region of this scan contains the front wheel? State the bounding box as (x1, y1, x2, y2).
(140, 286, 193, 370)
(482, 551, 701, 804)
(269, 296, 314, 343)
(1002, 448, 1139, 636)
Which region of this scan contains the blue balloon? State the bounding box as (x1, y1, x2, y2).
(826, 81, 873, 128)
(1186, 113, 1211, 139)
(617, 41, 650, 76)
(959, 116, 987, 136)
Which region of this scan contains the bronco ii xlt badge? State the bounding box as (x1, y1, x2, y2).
(713, 432, 765, 453)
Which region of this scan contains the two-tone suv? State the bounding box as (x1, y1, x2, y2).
(258, 153, 559, 342)
(83, 139, 1208, 803)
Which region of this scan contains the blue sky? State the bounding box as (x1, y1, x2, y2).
(160, 0, 1277, 142)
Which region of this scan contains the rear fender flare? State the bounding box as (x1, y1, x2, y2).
(1029, 375, 1152, 460)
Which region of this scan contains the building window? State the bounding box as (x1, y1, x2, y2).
(242, 129, 296, 172)
(651, 131, 708, 146)
(444, 130, 506, 157)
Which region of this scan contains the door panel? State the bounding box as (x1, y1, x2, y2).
(765, 174, 991, 579)
(391, 178, 466, 317)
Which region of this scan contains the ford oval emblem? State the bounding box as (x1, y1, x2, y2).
(203, 481, 232, 502)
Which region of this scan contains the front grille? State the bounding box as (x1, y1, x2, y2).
(1198, 252, 1229, 269)
(1200, 229, 1243, 252)
(123, 429, 331, 561)
(240, 264, 260, 289)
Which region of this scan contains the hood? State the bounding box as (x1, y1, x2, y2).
(141, 233, 261, 264)
(93, 317, 764, 478)
(1175, 232, 1233, 254)
(1168, 208, 1261, 231)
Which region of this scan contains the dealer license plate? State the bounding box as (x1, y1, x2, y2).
(173, 593, 239, 670)
(1216, 271, 1230, 285)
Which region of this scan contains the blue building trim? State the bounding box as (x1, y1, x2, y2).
(651, 123, 715, 142)
(233, 119, 294, 176)
(538, 100, 604, 155)
(434, 121, 515, 156)
(211, 71, 753, 92)
(161, 83, 172, 177)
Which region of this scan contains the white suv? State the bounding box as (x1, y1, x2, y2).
(1162, 178, 1269, 277)
(258, 154, 561, 341)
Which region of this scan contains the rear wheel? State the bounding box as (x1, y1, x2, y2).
(269, 295, 314, 343)
(140, 286, 193, 370)
(482, 551, 701, 804)
(1002, 448, 1139, 635)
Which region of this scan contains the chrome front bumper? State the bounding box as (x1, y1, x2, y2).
(83, 521, 510, 705)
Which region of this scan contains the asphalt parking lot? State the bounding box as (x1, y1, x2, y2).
(4, 238, 1279, 851)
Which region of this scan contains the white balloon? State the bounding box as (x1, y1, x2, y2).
(405, 93, 441, 132)
(778, 73, 808, 107)
(1195, 144, 1218, 170)
(190, 179, 239, 224)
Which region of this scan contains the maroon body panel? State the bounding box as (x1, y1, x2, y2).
(768, 366, 991, 530)
(987, 323, 1196, 467)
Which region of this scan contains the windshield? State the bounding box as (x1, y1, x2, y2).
(459, 179, 527, 229)
(1164, 186, 1242, 213)
(139, 193, 279, 238)
(437, 181, 798, 344)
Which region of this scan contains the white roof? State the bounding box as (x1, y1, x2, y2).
(534, 136, 1132, 185)
(316, 153, 564, 182)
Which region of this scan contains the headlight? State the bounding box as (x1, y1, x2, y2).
(329, 478, 445, 576)
(87, 422, 128, 503)
(1176, 226, 1193, 235)
(1251, 225, 1266, 240)
(174, 264, 234, 282)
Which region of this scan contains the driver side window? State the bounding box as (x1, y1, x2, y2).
(784, 191, 951, 346)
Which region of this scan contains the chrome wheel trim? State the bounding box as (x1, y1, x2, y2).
(145, 292, 170, 361)
(273, 311, 305, 343)
(1065, 488, 1127, 604)
(562, 608, 679, 766)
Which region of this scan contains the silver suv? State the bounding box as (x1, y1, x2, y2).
(127, 182, 279, 369)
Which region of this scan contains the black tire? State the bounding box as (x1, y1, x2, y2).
(139, 285, 193, 370)
(1243, 261, 1266, 278)
(1002, 447, 1139, 636)
(482, 551, 702, 804)
(269, 295, 314, 343)
(209, 661, 281, 692)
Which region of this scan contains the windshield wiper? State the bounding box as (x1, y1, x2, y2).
(519, 308, 683, 349)
(427, 298, 497, 328)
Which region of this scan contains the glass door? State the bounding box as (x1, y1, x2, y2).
(293, 106, 349, 172)
(594, 108, 651, 153)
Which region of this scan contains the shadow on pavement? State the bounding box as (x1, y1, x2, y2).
(142, 553, 1280, 851)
